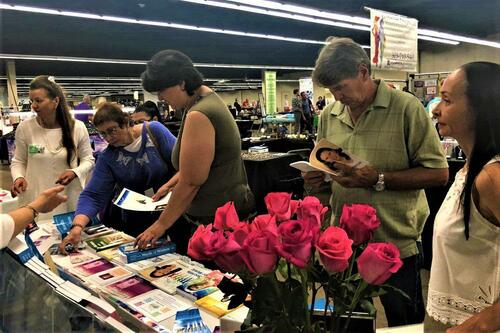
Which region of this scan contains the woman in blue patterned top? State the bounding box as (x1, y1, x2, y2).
(60, 103, 188, 253)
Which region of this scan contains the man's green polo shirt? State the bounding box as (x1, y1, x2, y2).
(317, 80, 448, 258)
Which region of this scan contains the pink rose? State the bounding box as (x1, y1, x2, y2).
(187, 224, 215, 261)
(214, 201, 241, 231)
(264, 192, 299, 222)
(276, 220, 314, 268)
(296, 196, 328, 243)
(357, 243, 403, 285)
(250, 214, 278, 236)
(340, 204, 381, 245)
(212, 232, 246, 273)
(316, 226, 353, 273)
(241, 230, 279, 275)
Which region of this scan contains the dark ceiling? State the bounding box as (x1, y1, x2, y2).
(1, 0, 499, 85)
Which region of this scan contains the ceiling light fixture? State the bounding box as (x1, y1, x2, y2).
(0, 3, 338, 46)
(0, 53, 315, 70)
(182, 0, 499, 48)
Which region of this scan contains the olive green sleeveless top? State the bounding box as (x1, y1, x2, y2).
(172, 92, 255, 220)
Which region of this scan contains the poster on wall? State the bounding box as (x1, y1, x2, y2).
(370, 8, 418, 72)
(299, 77, 313, 98)
(264, 71, 276, 115)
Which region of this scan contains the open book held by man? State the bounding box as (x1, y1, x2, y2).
(290, 139, 369, 176)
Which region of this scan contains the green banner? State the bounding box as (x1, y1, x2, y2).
(264, 71, 276, 115)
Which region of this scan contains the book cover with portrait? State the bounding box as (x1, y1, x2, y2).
(176, 270, 224, 301)
(290, 139, 369, 176)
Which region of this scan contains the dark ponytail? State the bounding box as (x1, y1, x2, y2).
(30, 76, 75, 167)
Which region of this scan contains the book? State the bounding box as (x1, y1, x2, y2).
(118, 239, 176, 263)
(85, 232, 134, 252)
(124, 253, 179, 272)
(195, 290, 242, 317)
(139, 259, 209, 295)
(290, 139, 369, 176)
(97, 247, 123, 262)
(105, 275, 156, 299)
(172, 308, 211, 333)
(82, 224, 114, 238)
(72, 258, 116, 277)
(87, 266, 134, 286)
(126, 289, 190, 323)
(176, 270, 224, 301)
(114, 188, 171, 212)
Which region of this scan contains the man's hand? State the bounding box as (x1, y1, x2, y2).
(135, 220, 168, 249)
(329, 164, 378, 189)
(11, 177, 28, 197)
(56, 170, 77, 185)
(302, 171, 326, 189)
(30, 185, 68, 213)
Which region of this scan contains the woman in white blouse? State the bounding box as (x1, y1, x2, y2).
(426, 62, 500, 332)
(10, 76, 95, 220)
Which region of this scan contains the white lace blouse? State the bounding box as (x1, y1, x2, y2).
(427, 156, 500, 326)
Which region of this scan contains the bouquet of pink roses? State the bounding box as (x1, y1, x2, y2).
(188, 193, 405, 333)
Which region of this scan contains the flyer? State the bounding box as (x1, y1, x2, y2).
(114, 188, 171, 211)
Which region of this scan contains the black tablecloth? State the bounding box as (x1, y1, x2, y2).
(243, 152, 302, 214)
(241, 138, 314, 153)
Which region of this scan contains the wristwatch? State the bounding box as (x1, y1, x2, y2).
(373, 173, 385, 192)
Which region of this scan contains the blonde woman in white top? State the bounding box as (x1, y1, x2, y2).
(426, 62, 500, 333)
(10, 76, 95, 220)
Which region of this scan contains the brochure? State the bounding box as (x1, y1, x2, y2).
(87, 266, 134, 286)
(290, 139, 369, 176)
(72, 258, 116, 277)
(114, 188, 171, 211)
(85, 232, 134, 252)
(105, 275, 156, 299)
(195, 290, 242, 317)
(126, 289, 190, 323)
(172, 308, 211, 333)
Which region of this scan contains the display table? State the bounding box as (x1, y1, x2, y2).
(242, 151, 302, 213)
(241, 137, 314, 152)
(2, 220, 246, 333)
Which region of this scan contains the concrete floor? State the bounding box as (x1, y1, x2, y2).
(0, 164, 430, 329)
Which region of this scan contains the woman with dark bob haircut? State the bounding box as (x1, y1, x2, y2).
(136, 50, 255, 248)
(11, 76, 94, 220)
(60, 102, 190, 254)
(425, 62, 500, 332)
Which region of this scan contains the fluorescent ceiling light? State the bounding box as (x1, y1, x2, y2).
(180, 0, 370, 31)
(0, 53, 315, 71)
(417, 36, 459, 45)
(181, 0, 499, 48)
(0, 3, 335, 46)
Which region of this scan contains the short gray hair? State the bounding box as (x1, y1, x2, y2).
(312, 37, 371, 87)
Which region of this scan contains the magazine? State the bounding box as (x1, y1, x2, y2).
(126, 289, 190, 323)
(114, 188, 171, 211)
(105, 275, 156, 299)
(290, 139, 369, 176)
(87, 266, 134, 286)
(176, 270, 224, 301)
